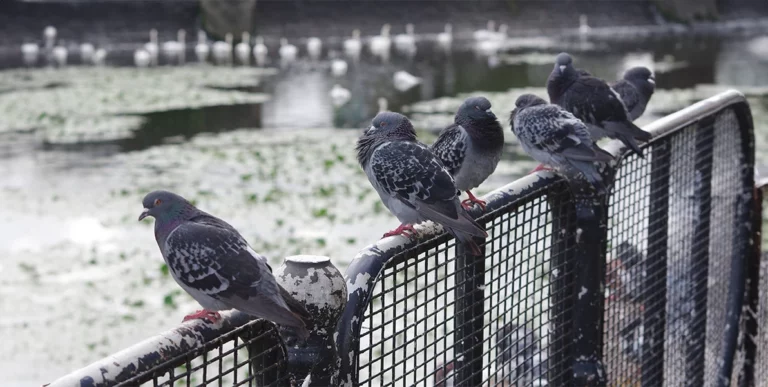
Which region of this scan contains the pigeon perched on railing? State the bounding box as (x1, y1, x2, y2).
(431, 96, 505, 211)
(356, 112, 487, 255)
(547, 52, 651, 157)
(611, 66, 656, 121)
(139, 190, 311, 338)
(510, 94, 613, 193)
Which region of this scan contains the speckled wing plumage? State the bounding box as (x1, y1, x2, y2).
(512, 104, 612, 192)
(162, 214, 310, 336)
(431, 123, 467, 176)
(369, 140, 486, 252)
(554, 76, 651, 156)
(611, 80, 641, 121)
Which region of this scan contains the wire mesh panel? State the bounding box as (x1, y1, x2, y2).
(116, 319, 290, 387)
(603, 105, 750, 386)
(355, 181, 576, 387)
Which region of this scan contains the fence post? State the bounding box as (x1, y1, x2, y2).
(454, 237, 486, 386)
(686, 119, 714, 386)
(738, 185, 762, 387)
(241, 320, 289, 386)
(548, 182, 576, 386)
(643, 139, 670, 386)
(570, 181, 608, 386)
(275, 255, 347, 386)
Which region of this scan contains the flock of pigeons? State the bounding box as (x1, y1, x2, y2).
(133, 52, 655, 382)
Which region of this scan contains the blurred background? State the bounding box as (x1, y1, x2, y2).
(1, 0, 768, 384)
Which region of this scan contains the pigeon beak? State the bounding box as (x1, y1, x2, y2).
(648, 77, 656, 85)
(138, 208, 150, 221)
(558, 65, 566, 72)
(485, 108, 496, 118)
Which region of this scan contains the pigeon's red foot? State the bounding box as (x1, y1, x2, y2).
(461, 191, 487, 211)
(382, 224, 419, 238)
(182, 309, 221, 324)
(529, 163, 552, 174)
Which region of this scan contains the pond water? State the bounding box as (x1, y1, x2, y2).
(1, 31, 768, 385)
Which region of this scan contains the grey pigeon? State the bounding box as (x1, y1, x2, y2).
(510, 94, 613, 192)
(611, 66, 655, 121)
(496, 323, 548, 386)
(139, 190, 311, 338)
(356, 111, 487, 255)
(431, 96, 504, 211)
(547, 52, 652, 157)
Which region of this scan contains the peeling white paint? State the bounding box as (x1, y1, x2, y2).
(578, 286, 588, 299)
(477, 284, 486, 290)
(576, 228, 583, 243)
(277, 266, 346, 309)
(301, 374, 311, 387)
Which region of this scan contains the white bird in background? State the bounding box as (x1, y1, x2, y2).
(474, 20, 495, 41)
(331, 58, 348, 77)
(330, 84, 351, 107)
(377, 97, 388, 113)
(370, 24, 392, 59)
(144, 29, 159, 66)
(279, 37, 298, 63)
(437, 23, 453, 50)
(253, 36, 268, 66)
(477, 24, 508, 56)
(394, 23, 416, 54)
(92, 48, 107, 66)
(307, 36, 322, 61)
(134, 49, 150, 68)
(195, 30, 210, 63)
(21, 43, 39, 65)
(343, 29, 362, 59)
(162, 29, 186, 63)
(79, 43, 94, 63)
(43, 26, 57, 50)
(52, 45, 68, 67)
(235, 31, 251, 65)
(393, 70, 421, 92)
(579, 14, 591, 37)
(212, 33, 233, 65)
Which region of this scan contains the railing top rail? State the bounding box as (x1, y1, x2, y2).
(47, 311, 280, 387)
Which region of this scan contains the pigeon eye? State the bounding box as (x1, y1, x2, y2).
(154, 198, 162, 206)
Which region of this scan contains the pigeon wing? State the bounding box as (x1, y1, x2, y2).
(371, 141, 485, 237)
(611, 80, 639, 117)
(164, 218, 270, 301)
(431, 123, 467, 176)
(565, 76, 631, 124)
(517, 105, 610, 162)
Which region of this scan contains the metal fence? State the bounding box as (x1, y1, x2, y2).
(49, 90, 760, 387)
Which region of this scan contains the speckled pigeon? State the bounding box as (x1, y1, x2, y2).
(431, 96, 504, 211)
(547, 52, 652, 157)
(139, 190, 311, 338)
(510, 94, 613, 192)
(611, 66, 655, 121)
(356, 111, 487, 255)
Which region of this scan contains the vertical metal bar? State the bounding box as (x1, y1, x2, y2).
(642, 139, 670, 386)
(548, 182, 576, 386)
(686, 118, 714, 386)
(570, 183, 608, 386)
(738, 185, 762, 387)
(454, 237, 486, 386)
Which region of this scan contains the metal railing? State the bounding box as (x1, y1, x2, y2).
(48, 90, 759, 387)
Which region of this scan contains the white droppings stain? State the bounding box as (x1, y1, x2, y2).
(346, 272, 372, 295)
(552, 268, 560, 277)
(576, 228, 583, 243)
(578, 286, 588, 299)
(477, 284, 486, 290)
(301, 374, 311, 387)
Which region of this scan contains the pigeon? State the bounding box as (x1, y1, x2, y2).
(495, 323, 549, 386)
(547, 52, 651, 157)
(611, 66, 656, 121)
(510, 94, 613, 192)
(356, 112, 487, 255)
(139, 190, 311, 338)
(431, 96, 504, 211)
